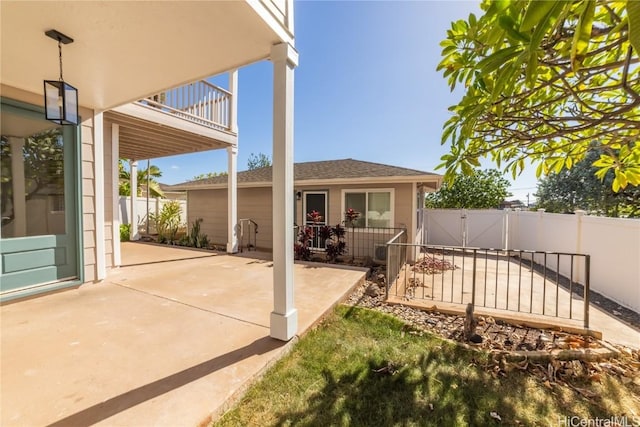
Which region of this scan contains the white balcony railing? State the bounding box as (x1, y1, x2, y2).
(136, 80, 233, 132)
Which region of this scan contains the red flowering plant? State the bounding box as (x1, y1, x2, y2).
(307, 210, 323, 223)
(294, 210, 348, 262)
(294, 210, 322, 261)
(317, 223, 346, 262)
(344, 208, 361, 227)
(294, 225, 314, 261)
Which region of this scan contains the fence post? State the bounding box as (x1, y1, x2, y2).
(461, 209, 468, 248)
(471, 249, 477, 307)
(385, 243, 391, 299)
(574, 210, 585, 284)
(584, 255, 590, 329)
(511, 209, 519, 251)
(536, 209, 545, 253)
(503, 208, 511, 251)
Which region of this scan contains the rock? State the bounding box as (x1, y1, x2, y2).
(469, 334, 483, 344)
(365, 284, 381, 297)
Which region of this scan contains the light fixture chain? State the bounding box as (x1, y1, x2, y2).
(58, 39, 63, 82)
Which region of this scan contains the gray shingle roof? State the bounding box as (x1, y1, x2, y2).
(169, 158, 439, 190)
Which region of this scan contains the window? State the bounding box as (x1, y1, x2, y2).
(1, 117, 66, 237)
(50, 194, 65, 213)
(343, 189, 394, 228)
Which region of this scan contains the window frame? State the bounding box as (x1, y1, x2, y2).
(302, 190, 328, 225)
(341, 188, 395, 228)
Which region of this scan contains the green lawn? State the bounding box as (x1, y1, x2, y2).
(215, 306, 640, 426)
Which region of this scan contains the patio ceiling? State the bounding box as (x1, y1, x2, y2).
(1, 1, 292, 111)
(106, 106, 236, 161)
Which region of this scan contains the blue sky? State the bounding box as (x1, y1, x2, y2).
(152, 0, 538, 202)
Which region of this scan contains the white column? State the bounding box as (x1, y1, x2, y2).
(94, 112, 106, 280)
(227, 145, 238, 253)
(229, 69, 239, 134)
(270, 42, 298, 341)
(8, 137, 26, 237)
(418, 187, 426, 245)
(409, 182, 417, 261)
(129, 160, 139, 241)
(111, 124, 121, 266)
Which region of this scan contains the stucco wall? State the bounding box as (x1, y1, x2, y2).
(187, 182, 416, 250)
(294, 183, 414, 228)
(188, 187, 273, 249)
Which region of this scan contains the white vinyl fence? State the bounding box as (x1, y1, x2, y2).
(119, 196, 187, 234)
(421, 208, 640, 313)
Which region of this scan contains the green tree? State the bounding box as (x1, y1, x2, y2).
(190, 171, 227, 181)
(118, 159, 164, 198)
(536, 148, 640, 217)
(425, 169, 511, 209)
(438, 0, 640, 192)
(247, 152, 271, 170)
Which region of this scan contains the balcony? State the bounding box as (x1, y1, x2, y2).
(107, 78, 237, 161)
(136, 80, 234, 133)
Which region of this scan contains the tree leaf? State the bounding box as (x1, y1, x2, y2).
(477, 46, 523, 75)
(571, 0, 596, 71)
(499, 15, 531, 43)
(520, 0, 557, 32)
(628, 0, 640, 55)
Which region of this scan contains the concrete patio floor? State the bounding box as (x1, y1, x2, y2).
(1, 242, 367, 427)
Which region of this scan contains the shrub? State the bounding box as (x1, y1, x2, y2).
(294, 210, 349, 262)
(324, 224, 347, 262)
(188, 218, 210, 249)
(294, 226, 314, 261)
(120, 223, 131, 242)
(151, 201, 183, 244)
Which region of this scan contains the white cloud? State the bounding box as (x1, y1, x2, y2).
(170, 165, 180, 170)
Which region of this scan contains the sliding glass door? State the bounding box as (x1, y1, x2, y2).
(1, 100, 80, 296)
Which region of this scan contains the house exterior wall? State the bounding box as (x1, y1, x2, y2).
(294, 182, 414, 228)
(1, 85, 96, 283)
(188, 187, 273, 250)
(187, 182, 416, 251)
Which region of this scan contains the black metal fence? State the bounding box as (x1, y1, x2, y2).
(386, 229, 407, 289)
(386, 244, 591, 329)
(295, 224, 406, 263)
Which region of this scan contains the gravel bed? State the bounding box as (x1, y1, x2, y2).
(344, 268, 638, 356)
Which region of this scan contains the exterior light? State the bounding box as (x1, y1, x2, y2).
(44, 29, 78, 125)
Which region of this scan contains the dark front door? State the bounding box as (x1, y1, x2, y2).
(303, 191, 327, 249)
(1, 100, 80, 297)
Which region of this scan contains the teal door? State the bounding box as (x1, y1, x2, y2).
(1, 100, 81, 297)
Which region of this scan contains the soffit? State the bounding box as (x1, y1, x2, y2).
(105, 110, 235, 161)
(1, 1, 288, 111)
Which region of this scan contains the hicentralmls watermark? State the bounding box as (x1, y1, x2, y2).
(558, 416, 640, 427)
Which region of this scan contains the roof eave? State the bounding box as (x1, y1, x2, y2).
(171, 175, 442, 191)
